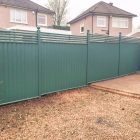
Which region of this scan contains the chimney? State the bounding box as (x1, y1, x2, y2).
(109, 2, 113, 6)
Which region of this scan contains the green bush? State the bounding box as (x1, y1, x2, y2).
(52, 25, 70, 31)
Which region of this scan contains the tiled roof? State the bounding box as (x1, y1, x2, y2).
(68, 1, 137, 24)
(0, 0, 54, 14)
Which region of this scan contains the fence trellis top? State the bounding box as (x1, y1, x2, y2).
(89, 34, 120, 43)
(0, 29, 140, 44)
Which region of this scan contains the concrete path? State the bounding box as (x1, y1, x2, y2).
(92, 74, 140, 99)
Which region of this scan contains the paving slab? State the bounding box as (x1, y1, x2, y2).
(92, 74, 140, 99)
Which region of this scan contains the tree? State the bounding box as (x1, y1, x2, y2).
(46, 0, 69, 26)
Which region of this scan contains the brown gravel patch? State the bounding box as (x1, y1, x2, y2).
(0, 87, 140, 140)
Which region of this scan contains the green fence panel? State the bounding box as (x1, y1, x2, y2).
(40, 42, 87, 95)
(88, 42, 119, 83)
(119, 43, 140, 76)
(0, 44, 5, 104)
(0, 43, 38, 105)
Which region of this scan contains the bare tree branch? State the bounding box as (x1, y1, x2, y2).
(46, 0, 69, 26)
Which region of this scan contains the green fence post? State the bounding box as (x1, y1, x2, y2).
(37, 26, 41, 45)
(118, 32, 122, 76)
(37, 26, 41, 97)
(86, 30, 90, 85)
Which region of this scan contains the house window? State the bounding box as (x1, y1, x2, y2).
(97, 16, 107, 27)
(37, 14, 47, 26)
(80, 23, 84, 33)
(10, 9, 27, 24)
(112, 17, 128, 28)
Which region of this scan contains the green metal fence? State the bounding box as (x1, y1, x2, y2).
(87, 34, 140, 83)
(0, 31, 39, 105)
(0, 29, 140, 105)
(119, 37, 140, 76)
(87, 35, 120, 83)
(39, 33, 87, 95)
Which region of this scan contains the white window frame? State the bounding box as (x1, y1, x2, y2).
(112, 17, 128, 28)
(97, 16, 107, 27)
(80, 23, 85, 34)
(10, 8, 27, 24)
(37, 13, 47, 26)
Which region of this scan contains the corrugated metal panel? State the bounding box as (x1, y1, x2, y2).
(0, 42, 39, 105)
(119, 43, 140, 76)
(40, 42, 87, 95)
(88, 42, 119, 83)
(0, 43, 5, 104)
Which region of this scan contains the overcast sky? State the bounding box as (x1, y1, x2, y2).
(31, 0, 140, 28)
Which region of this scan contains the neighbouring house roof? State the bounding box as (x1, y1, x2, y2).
(68, 1, 137, 24)
(0, 0, 54, 14)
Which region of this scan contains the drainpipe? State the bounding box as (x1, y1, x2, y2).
(107, 15, 110, 35)
(35, 9, 38, 27)
(92, 13, 94, 34)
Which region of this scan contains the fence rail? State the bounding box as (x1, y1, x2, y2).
(40, 32, 87, 44)
(0, 29, 140, 105)
(0, 30, 37, 43)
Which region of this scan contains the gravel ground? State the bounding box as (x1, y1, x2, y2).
(0, 87, 140, 140)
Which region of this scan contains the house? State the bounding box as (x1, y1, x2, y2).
(0, 0, 54, 29)
(68, 1, 137, 36)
